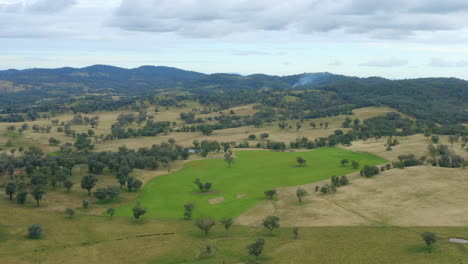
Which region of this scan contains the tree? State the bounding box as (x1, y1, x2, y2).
(296, 187, 307, 203)
(260, 133, 269, 140)
(106, 208, 115, 219)
(296, 156, 307, 167)
(81, 175, 97, 196)
(31, 186, 45, 207)
(351, 160, 360, 169)
(224, 150, 234, 167)
(221, 217, 233, 233)
(340, 159, 349, 166)
(48, 137, 61, 146)
(360, 165, 379, 177)
(5, 182, 16, 200)
(65, 208, 75, 218)
(64, 180, 74, 192)
(74, 135, 94, 150)
(82, 200, 89, 208)
(94, 188, 108, 200)
(28, 224, 43, 239)
(194, 178, 212, 192)
(195, 217, 215, 235)
(293, 227, 299, 239)
(247, 238, 265, 260)
(264, 189, 277, 199)
(16, 189, 28, 204)
(183, 203, 195, 220)
(132, 202, 147, 219)
(262, 215, 280, 232)
(431, 136, 439, 144)
(296, 122, 302, 131)
(421, 232, 437, 251)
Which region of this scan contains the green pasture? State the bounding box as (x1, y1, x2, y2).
(116, 147, 386, 219)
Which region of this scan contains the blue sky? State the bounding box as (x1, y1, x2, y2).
(1, 0, 468, 79)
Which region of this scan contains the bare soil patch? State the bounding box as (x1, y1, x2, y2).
(208, 196, 224, 205)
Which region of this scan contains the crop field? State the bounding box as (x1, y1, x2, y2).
(115, 148, 386, 220)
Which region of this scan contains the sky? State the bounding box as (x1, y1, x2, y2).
(1, 0, 468, 79)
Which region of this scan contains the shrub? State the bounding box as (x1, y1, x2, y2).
(65, 208, 75, 218)
(94, 188, 108, 200)
(28, 224, 43, 239)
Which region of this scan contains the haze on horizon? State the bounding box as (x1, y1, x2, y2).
(1, 0, 468, 79)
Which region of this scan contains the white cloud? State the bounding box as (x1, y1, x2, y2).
(429, 58, 468, 67)
(111, 0, 468, 39)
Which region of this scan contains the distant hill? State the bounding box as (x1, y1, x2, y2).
(0, 65, 467, 125)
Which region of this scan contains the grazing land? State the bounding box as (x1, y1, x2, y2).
(115, 148, 386, 219)
(0, 66, 467, 263)
(238, 166, 468, 227)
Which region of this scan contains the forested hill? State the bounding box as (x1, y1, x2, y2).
(0, 65, 467, 125)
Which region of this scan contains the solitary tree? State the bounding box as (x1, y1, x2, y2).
(81, 175, 97, 196)
(195, 217, 216, 235)
(296, 122, 302, 131)
(82, 200, 89, 208)
(5, 182, 16, 200)
(340, 159, 349, 166)
(224, 150, 234, 168)
(262, 215, 280, 232)
(221, 217, 233, 233)
(421, 232, 437, 251)
(132, 202, 147, 219)
(247, 238, 265, 260)
(264, 189, 277, 199)
(183, 203, 195, 220)
(296, 187, 307, 203)
(296, 156, 307, 167)
(31, 186, 45, 207)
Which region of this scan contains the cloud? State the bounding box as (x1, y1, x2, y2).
(111, 0, 468, 39)
(0, 0, 77, 14)
(27, 0, 77, 13)
(329, 60, 343, 66)
(429, 58, 468, 67)
(359, 58, 408, 67)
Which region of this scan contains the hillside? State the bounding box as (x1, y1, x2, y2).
(0, 65, 467, 126)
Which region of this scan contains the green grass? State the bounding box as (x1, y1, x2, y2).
(116, 147, 386, 220)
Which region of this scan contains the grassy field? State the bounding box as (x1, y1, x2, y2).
(238, 166, 468, 227)
(115, 148, 386, 220)
(0, 201, 466, 264)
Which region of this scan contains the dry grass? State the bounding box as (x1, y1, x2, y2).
(342, 134, 468, 162)
(237, 166, 468, 227)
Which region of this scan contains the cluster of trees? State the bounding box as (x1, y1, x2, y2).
(393, 154, 422, 168)
(316, 175, 350, 194)
(109, 120, 171, 139)
(427, 144, 466, 168)
(2, 139, 190, 205)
